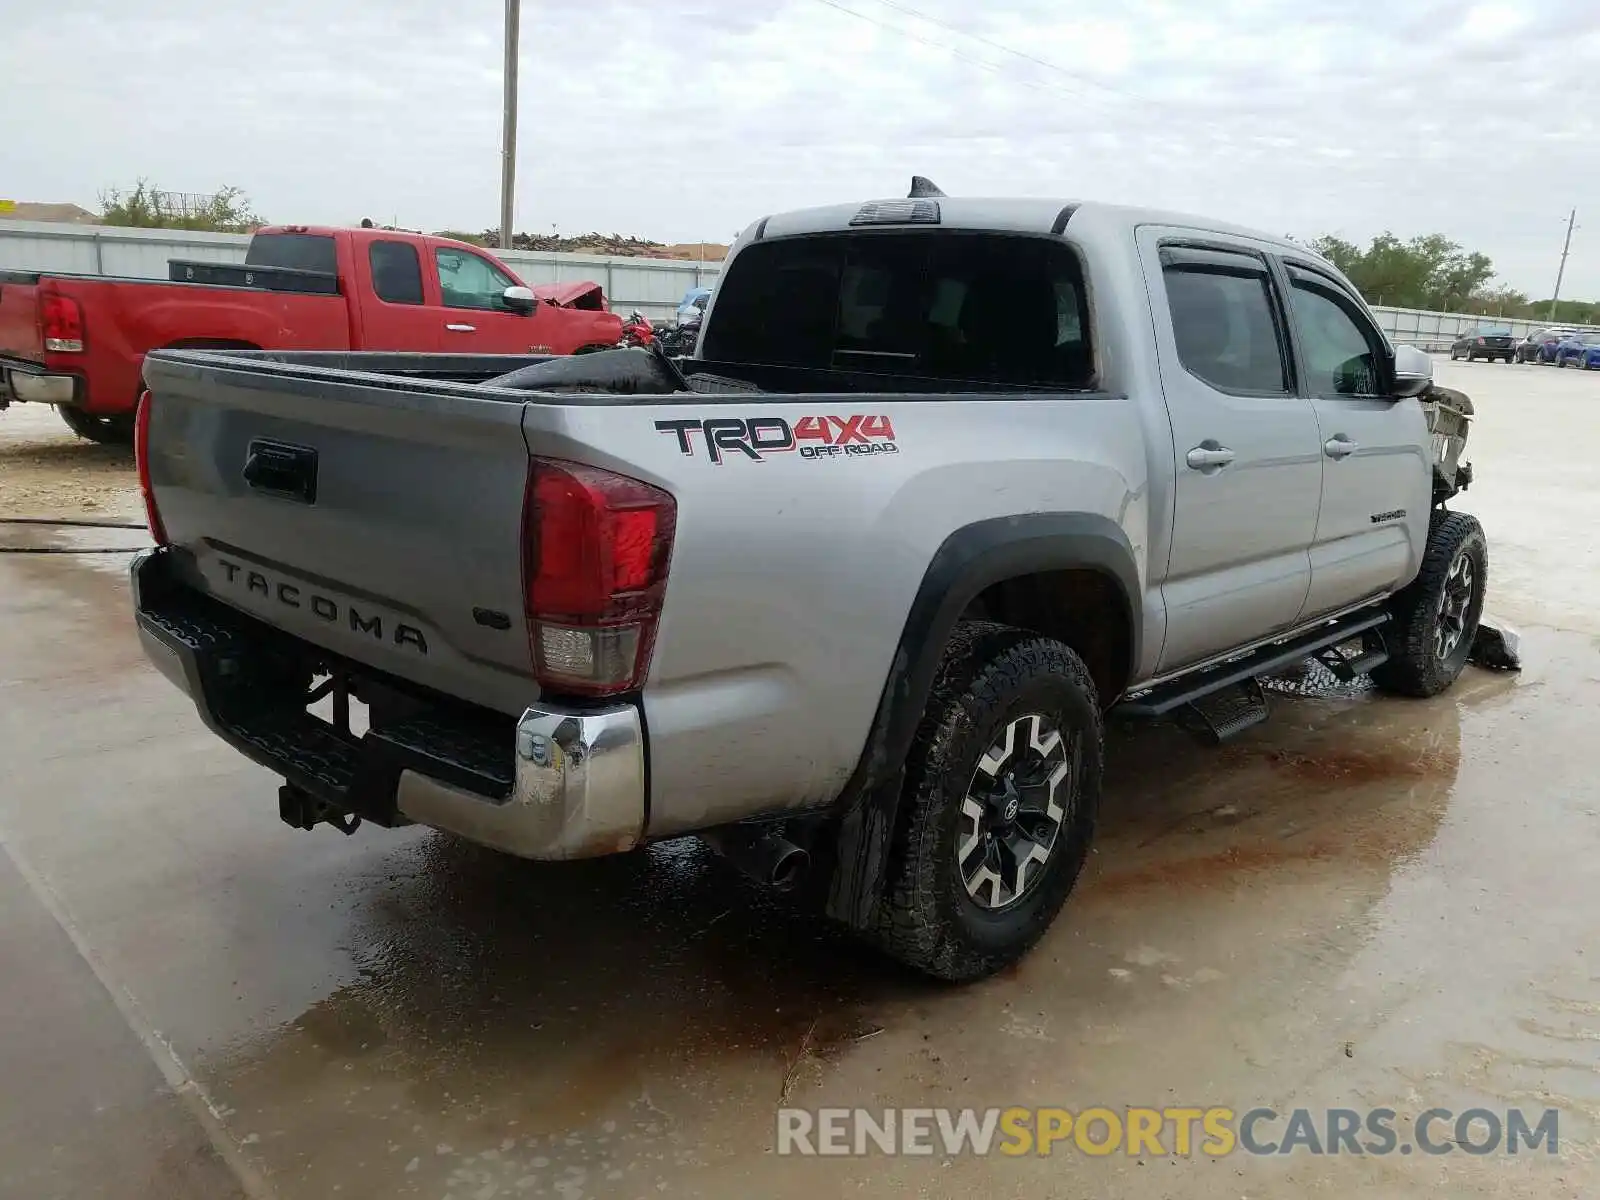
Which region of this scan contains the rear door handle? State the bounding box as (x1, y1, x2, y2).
(445, 323, 477, 333)
(1185, 443, 1236, 471)
(1324, 436, 1358, 459)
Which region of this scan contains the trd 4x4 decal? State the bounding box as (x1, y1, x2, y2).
(654, 415, 898, 464)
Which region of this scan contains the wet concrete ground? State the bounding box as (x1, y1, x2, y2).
(2, 359, 1598, 1198)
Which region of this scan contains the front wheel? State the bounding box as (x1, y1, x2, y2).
(1372, 512, 1488, 698)
(871, 622, 1103, 982)
(58, 405, 134, 444)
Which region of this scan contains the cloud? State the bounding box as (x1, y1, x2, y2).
(0, 0, 1596, 294)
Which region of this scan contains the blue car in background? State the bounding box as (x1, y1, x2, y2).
(1554, 332, 1600, 369)
(676, 286, 713, 325)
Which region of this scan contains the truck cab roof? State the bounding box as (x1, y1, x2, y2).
(746, 196, 1321, 263)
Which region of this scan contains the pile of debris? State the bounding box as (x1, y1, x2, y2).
(472, 230, 728, 260)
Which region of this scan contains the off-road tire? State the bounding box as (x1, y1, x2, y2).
(58, 405, 133, 444)
(1372, 512, 1487, 698)
(872, 622, 1103, 982)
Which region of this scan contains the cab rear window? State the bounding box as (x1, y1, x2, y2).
(700, 232, 1094, 389)
(245, 233, 337, 275)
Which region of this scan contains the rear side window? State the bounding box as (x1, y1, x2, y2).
(369, 241, 424, 305)
(700, 232, 1094, 389)
(1163, 265, 1289, 395)
(245, 233, 336, 274)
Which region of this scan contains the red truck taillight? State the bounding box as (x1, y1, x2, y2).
(521, 459, 676, 697)
(40, 293, 84, 352)
(133, 390, 169, 546)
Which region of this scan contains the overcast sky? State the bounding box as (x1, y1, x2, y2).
(4, 0, 1599, 296)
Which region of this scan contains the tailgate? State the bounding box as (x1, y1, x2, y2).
(142, 350, 536, 714)
(0, 273, 43, 363)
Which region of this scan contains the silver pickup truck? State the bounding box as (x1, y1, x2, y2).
(129, 186, 1484, 981)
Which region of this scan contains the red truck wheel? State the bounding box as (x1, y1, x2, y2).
(59, 405, 134, 445)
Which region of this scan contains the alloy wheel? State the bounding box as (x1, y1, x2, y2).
(957, 713, 1077, 910)
(1434, 552, 1475, 661)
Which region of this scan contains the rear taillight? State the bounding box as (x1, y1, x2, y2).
(133, 390, 168, 546)
(40, 293, 84, 353)
(1474, 337, 1486, 346)
(521, 458, 675, 697)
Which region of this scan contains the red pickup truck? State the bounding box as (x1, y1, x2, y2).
(0, 226, 623, 442)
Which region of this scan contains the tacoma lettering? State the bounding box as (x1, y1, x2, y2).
(213, 559, 427, 654)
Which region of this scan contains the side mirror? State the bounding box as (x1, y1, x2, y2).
(1390, 344, 1433, 399)
(502, 285, 536, 315)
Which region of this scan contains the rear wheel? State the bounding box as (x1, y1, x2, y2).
(871, 622, 1103, 982)
(1372, 512, 1487, 699)
(58, 405, 133, 444)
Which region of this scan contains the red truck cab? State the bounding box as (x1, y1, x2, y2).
(0, 226, 622, 441)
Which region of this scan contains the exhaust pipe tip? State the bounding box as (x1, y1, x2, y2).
(701, 826, 809, 891)
(767, 842, 810, 892)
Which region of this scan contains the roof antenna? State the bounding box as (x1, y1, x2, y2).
(908, 175, 946, 199)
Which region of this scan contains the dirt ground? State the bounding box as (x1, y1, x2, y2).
(1, 359, 1598, 1199)
(0, 402, 142, 519)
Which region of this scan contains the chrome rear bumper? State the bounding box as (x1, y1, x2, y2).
(1, 363, 78, 405)
(396, 705, 645, 859)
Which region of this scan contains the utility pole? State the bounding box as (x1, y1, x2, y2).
(1548, 208, 1577, 322)
(499, 0, 520, 252)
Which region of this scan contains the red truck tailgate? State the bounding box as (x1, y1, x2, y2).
(0, 273, 43, 364)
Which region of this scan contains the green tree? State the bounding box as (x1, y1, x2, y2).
(100, 180, 262, 232)
(1308, 232, 1495, 311)
(1530, 298, 1600, 325)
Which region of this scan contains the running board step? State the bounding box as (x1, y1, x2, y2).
(1176, 678, 1269, 743)
(1117, 611, 1391, 719)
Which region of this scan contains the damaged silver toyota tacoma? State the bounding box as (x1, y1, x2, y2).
(129, 183, 1492, 981)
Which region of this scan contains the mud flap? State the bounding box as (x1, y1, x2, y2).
(822, 774, 902, 931)
(1470, 614, 1522, 672)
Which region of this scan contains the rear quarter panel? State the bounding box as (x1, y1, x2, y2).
(525, 393, 1151, 836)
(68, 279, 352, 414)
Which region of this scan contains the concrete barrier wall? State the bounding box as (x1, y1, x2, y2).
(0, 220, 721, 322)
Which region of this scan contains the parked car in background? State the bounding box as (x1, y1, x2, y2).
(1555, 332, 1600, 369)
(676, 286, 712, 325)
(1516, 327, 1577, 363)
(1449, 326, 1515, 362)
(0, 227, 624, 442)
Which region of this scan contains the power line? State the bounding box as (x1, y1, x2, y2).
(805, 0, 1103, 108)
(862, 0, 1150, 107)
(803, 0, 1255, 147)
